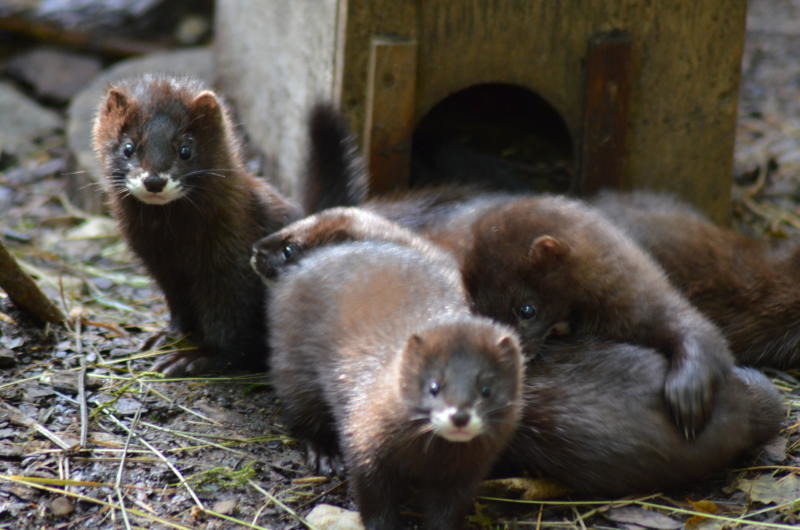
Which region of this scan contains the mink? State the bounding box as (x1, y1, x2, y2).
(255, 194, 734, 438)
(592, 190, 800, 368)
(495, 336, 784, 496)
(92, 74, 301, 375)
(294, 109, 737, 436)
(262, 240, 524, 529)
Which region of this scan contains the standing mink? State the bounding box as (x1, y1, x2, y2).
(258, 239, 523, 529)
(593, 190, 800, 368)
(93, 74, 300, 375)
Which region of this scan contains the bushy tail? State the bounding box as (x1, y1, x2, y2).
(302, 103, 368, 213)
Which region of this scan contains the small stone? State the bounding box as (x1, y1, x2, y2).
(306, 504, 364, 530)
(0, 347, 16, 369)
(6, 48, 102, 103)
(115, 397, 143, 415)
(176, 15, 210, 45)
(49, 496, 74, 517)
(0, 82, 63, 159)
(212, 499, 237, 515)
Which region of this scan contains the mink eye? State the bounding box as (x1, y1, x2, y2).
(122, 142, 135, 158)
(429, 381, 440, 397)
(480, 385, 492, 398)
(514, 303, 537, 320)
(179, 145, 192, 160)
(282, 243, 299, 260)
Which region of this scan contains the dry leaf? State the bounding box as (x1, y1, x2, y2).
(735, 474, 800, 506)
(685, 499, 720, 527)
(480, 477, 570, 500)
(604, 506, 681, 529)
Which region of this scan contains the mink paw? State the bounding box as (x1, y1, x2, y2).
(251, 234, 303, 282)
(306, 444, 345, 477)
(664, 358, 718, 440)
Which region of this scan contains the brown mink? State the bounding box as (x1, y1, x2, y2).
(592, 190, 800, 368)
(496, 336, 784, 496)
(92, 74, 301, 375)
(254, 195, 734, 438)
(262, 240, 524, 529)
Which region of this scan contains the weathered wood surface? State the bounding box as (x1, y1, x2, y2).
(580, 30, 632, 195)
(362, 38, 417, 194)
(216, 0, 747, 222)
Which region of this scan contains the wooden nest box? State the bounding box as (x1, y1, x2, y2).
(216, 0, 747, 222)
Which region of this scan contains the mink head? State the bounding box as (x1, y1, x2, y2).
(398, 320, 523, 444)
(463, 209, 575, 355)
(92, 75, 242, 207)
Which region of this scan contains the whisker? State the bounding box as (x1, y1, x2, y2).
(179, 168, 237, 179)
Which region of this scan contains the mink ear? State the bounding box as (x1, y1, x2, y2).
(528, 235, 569, 267)
(496, 335, 522, 362)
(406, 334, 424, 354)
(102, 88, 128, 116)
(190, 90, 223, 123)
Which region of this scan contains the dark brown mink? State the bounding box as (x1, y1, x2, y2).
(254, 192, 734, 438)
(494, 336, 784, 496)
(592, 190, 800, 368)
(92, 74, 301, 375)
(458, 195, 736, 437)
(265, 240, 524, 530)
(295, 109, 736, 435)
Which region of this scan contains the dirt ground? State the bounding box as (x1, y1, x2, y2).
(1, 2, 800, 529)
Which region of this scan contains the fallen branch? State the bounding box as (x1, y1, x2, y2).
(0, 239, 64, 325)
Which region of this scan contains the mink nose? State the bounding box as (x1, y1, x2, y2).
(450, 410, 470, 428)
(143, 175, 167, 193)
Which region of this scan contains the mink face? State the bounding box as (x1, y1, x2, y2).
(461, 206, 574, 354)
(399, 327, 522, 444)
(94, 75, 238, 208)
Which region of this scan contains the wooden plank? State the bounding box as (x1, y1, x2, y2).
(579, 29, 632, 194)
(362, 37, 418, 194)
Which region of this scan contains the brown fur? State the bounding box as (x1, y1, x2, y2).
(266, 240, 523, 529)
(254, 189, 733, 437)
(593, 190, 800, 367)
(496, 336, 784, 495)
(92, 74, 300, 375)
(456, 196, 735, 437)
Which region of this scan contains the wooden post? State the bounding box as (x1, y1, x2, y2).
(362, 37, 418, 195)
(579, 30, 632, 194)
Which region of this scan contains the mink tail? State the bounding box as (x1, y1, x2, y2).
(302, 103, 368, 213)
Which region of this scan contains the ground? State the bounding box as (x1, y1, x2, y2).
(1, 1, 800, 529)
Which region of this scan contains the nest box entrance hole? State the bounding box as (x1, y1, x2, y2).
(410, 84, 574, 193)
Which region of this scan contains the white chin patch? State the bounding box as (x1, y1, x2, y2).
(431, 406, 483, 443)
(127, 171, 185, 205)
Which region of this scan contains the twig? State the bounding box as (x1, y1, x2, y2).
(74, 314, 89, 448)
(115, 405, 142, 530)
(103, 412, 206, 510)
(248, 480, 319, 530)
(1, 402, 74, 450)
(0, 475, 193, 529)
(0, 239, 64, 325)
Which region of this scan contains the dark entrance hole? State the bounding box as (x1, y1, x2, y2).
(411, 84, 574, 193)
